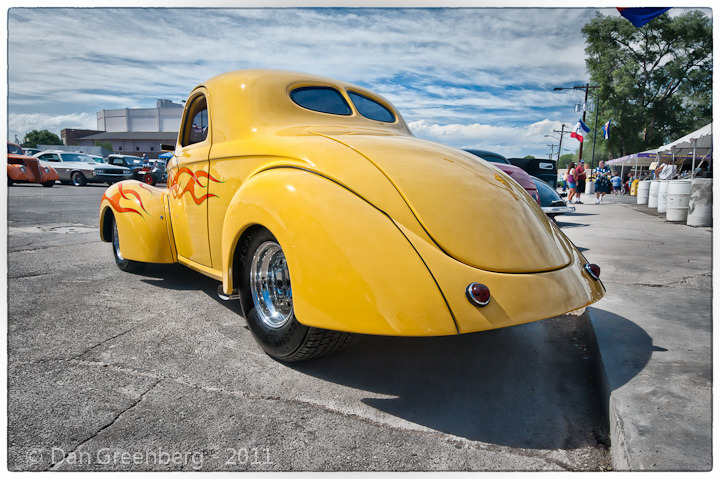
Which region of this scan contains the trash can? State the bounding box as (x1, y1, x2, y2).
(648, 181, 660, 208)
(657, 181, 670, 214)
(630, 179, 640, 196)
(637, 181, 651, 205)
(687, 178, 712, 227)
(666, 180, 693, 222)
(585, 180, 595, 195)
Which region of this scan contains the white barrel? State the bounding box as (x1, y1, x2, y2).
(657, 181, 670, 214)
(648, 181, 660, 208)
(585, 180, 595, 194)
(637, 181, 651, 205)
(666, 180, 693, 222)
(687, 179, 713, 227)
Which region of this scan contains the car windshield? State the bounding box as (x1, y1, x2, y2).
(62, 153, 96, 164)
(532, 177, 560, 206)
(7, 144, 24, 155)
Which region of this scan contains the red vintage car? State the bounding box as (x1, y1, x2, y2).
(7, 142, 59, 187)
(464, 149, 540, 205)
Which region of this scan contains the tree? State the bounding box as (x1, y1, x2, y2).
(582, 10, 712, 159)
(523, 155, 536, 159)
(22, 130, 62, 148)
(558, 153, 576, 169)
(95, 140, 114, 151)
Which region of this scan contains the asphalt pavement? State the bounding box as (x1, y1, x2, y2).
(5, 183, 610, 471)
(4, 182, 712, 471)
(559, 190, 712, 471)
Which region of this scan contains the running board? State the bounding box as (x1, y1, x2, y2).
(217, 285, 240, 301)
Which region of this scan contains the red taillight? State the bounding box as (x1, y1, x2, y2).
(466, 283, 491, 307)
(585, 263, 601, 280)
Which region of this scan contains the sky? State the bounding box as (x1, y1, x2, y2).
(4, 3, 713, 159)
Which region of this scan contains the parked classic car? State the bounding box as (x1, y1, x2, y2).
(508, 157, 558, 188)
(35, 150, 132, 186)
(7, 142, 59, 187)
(107, 154, 165, 185)
(100, 70, 604, 361)
(464, 149, 540, 204)
(531, 175, 575, 220)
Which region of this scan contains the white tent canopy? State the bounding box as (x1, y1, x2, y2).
(657, 123, 712, 157)
(607, 123, 712, 177)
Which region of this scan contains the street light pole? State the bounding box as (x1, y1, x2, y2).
(553, 84, 600, 162)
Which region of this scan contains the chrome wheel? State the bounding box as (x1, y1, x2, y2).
(249, 241, 293, 329)
(112, 219, 124, 261)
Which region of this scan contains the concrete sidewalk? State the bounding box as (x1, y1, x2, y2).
(558, 194, 712, 471)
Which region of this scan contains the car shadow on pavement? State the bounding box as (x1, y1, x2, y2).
(287, 313, 653, 451)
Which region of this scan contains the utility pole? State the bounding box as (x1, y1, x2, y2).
(547, 144, 556, 159)
(553, 84, 600, 163)
(576, 84, 600, 162)
(553, 124, 567, 163)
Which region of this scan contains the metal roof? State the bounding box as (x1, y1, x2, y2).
(80, 131, 179, 140)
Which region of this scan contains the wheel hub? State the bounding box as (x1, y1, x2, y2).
(250, 241, 293, 329)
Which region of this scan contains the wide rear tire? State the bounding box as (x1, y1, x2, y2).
(240, 227, 355, 362)
(112, 215, 143, 273)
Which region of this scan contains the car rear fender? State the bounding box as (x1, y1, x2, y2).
(220, 167, 458, 337)
(99, 180, 176, 264)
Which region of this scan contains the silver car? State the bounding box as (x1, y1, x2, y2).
(34, 150, 131, 186)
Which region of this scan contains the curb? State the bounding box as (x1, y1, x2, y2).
(582, 307, 628, 471)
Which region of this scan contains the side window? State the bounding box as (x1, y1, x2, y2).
(182, 95, 209, 146)
(348, 91, 395, 122)
(111, 158, 122, 166)
(40, 154, 61, 162)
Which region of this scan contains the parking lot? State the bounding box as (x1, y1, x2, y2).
(6, 183, 612, 471)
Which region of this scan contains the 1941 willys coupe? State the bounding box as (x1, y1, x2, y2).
(99, 70, 604, 362)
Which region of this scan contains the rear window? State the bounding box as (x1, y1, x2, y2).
(290, 87, 352, 116)
(348, 91, 395, 122)
(7, 144, 24, 155)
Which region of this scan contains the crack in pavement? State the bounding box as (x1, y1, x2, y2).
(18, 357, 577, 470)
(68, 327, 139, 362)
(46, 379, 162, 471)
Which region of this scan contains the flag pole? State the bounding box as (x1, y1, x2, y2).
(590, 95, 600, 171)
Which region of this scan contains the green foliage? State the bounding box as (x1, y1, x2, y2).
(22, 130, 62, 148)
(558, 153, 576, 169)
(523, 155, 536, 159)
(582, 10, 712, 158)
(94, 140, 113, 151)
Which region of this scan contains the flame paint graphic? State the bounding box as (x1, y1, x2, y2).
(169, 167, 222, 205)
(103, 183, 149, 217)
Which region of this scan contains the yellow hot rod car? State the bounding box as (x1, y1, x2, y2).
(99, 70, 604, 362)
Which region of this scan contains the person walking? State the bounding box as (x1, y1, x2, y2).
(594, 160, 611, 204)
(567, 162, 577, 204)
(574, 160, 586, 204)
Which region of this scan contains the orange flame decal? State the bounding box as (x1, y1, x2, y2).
(103, 184, 146, 217)
(169, 167, 222, 205)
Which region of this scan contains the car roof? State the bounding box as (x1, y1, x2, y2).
(463, 149, 509, 163)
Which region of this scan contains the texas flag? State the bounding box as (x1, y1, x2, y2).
(571, 119, 591, 143)
(602, 119, 611, 140)
(617, 7, 671, 28)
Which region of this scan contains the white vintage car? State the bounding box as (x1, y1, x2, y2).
(34, 150, 131, 186)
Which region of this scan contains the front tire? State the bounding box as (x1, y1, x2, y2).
(143, 172, 156, 186)
(240, 227, 354, 362)
(71, 172, 87, 186)
(111, 215, 142, 273)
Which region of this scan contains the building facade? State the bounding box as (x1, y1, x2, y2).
(62, 99, 183, 158)
(97, 99, 183, 133)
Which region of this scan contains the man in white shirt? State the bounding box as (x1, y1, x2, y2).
(655, 161, 677, 180)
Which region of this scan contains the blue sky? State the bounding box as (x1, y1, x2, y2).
(5, 4, 712, 159)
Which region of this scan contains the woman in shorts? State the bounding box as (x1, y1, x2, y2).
(567, 162, 577, 204)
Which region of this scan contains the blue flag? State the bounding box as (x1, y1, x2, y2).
(617, 7, 671, 28)
(602, 120, 611, 140)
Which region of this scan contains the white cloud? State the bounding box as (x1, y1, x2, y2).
(8, 112, 98, 144)
(7, 7, 708, 157)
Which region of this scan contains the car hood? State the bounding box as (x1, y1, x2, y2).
(321, 134, 573, 273)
